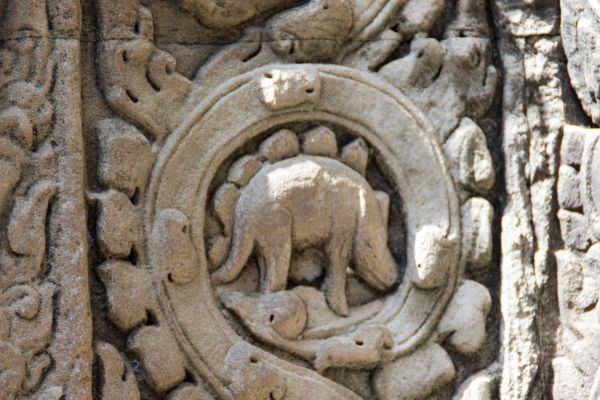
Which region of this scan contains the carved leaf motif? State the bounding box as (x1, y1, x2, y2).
(380, 38, 497, 140)
(9, 283, 55, 354)
(0, 81, 53, 144)
(0, 159, 21, 217)
(445, 118, 495, 194)
(207, 235, 229, 269)
(97, 260, 157, 332)
(562, 0, 600, 125)
(0, 341, 25, 400)
(461, 197, 493, 269)
(558, 165, 582, 211)
(561, 125, 587, 167)
(151, 209, 198, 284)
(0, 106, 33, 149)
(556, 250, 591, 322)
(580, 132, 600, 239)
(93, 190, 141, 259)
(373, 343, 456, 400)
(23, 353, 51, 392)
(97, 118, 155, 199)
(552, 357, 587, 400)
(7, 180, 56, 257)
(436, 280, 492, 354)
(97, 3, 193, 139)
(4, 284, 40, 320)
(558, 209, 593, 252)
(0, 0, 61, 397)
(95, 342, 140, 400)
(194, 28, 280, 91)
(452, 368, 497, 400)
(128, 326, 187, 393)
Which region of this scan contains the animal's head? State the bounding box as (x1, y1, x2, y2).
(220, 290, 307, 340)
(266, 0, 353, 62)
(353, 190, 398, 290)
(353, 227, 398, 291)
(258, 291, 307, 340)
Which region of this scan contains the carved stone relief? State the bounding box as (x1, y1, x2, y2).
(557, 0, 600, 399)
(1, 0, 594, 398)
(87, 0, 500, 398)
(0, 0, 91, 398)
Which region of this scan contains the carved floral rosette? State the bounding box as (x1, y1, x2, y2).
(92, 0, 498, 398)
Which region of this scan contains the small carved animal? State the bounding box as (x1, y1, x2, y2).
(211, 154, 398, 316)
(314, 325, 394, 372)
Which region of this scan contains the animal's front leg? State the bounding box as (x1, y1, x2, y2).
(256, 205, 292, 292)
(323, 236, 352, 316)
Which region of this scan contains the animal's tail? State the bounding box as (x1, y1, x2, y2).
(211, 213, 255, 285)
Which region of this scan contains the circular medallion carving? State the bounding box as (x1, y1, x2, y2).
(142, 65, 462, 397)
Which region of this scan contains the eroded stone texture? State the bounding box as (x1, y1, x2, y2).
(0, 0, 92, 399)
(85, 0, 501, 398)
(0, 0, 594, 398)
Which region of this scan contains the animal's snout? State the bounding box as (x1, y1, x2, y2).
(375, 261, 399, 289)
(369, 250, 399, 290)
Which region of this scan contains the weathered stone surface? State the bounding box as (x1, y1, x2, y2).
(1, 0, 595, 398)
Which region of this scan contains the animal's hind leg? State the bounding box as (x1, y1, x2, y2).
(256, 205, 292, 292)
(323, 233, 353, 316)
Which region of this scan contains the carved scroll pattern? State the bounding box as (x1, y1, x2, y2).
(92, 0, 499, 398)
(0, 0, 66, 398)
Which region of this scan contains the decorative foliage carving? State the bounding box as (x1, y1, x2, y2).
(554, 125, 600, 399)
(95, 342, 140, 400)
(0, 0, 63, 398)
(93, 0, 498, 397)
(562, 0, 600, 126)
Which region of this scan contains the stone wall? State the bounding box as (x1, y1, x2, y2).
(0, 0, 596, 398)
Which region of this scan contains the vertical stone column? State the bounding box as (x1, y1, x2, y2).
(46, 1, 93, 398)
(492, 1, 566, 398)
(0, 0, 92, 398)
